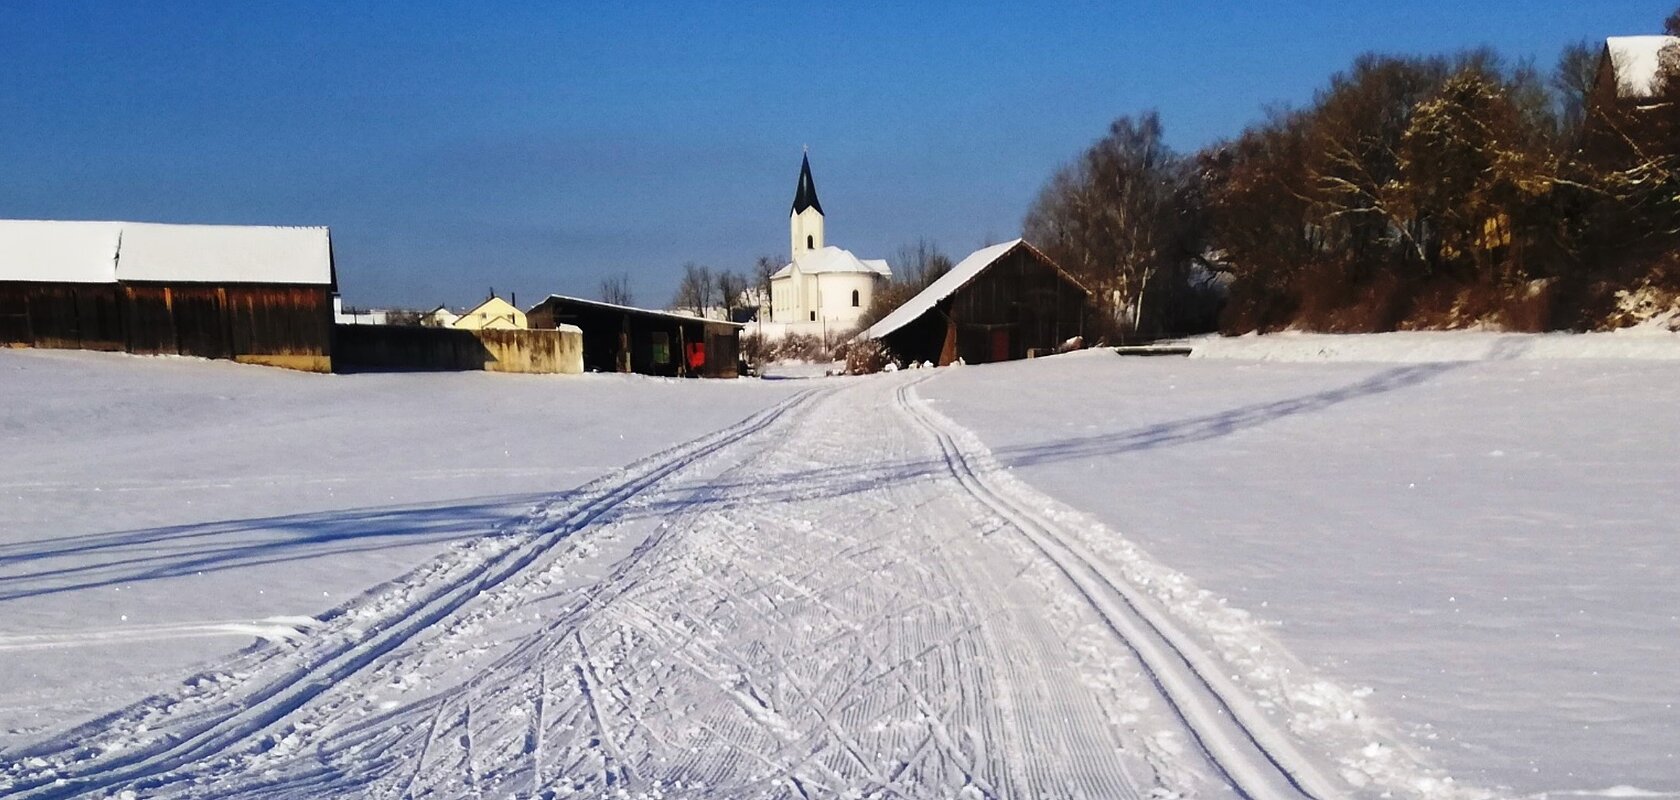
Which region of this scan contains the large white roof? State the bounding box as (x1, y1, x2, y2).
(0, 220, 123, 283)
(1606, 35, 1679, 98)
(772, 246, 893, 279)
(858, 239, 1024, 341)
(0, 219, 333, 285)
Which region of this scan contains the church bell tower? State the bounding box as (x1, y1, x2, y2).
(790, 150, 825, 259)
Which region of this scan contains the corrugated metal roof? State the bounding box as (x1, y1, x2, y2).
(0, 219, 333, 285)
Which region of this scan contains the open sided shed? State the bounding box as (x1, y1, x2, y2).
(527, 294, 741, 378)
(858, 239, 1094, 366)
(0, 220, 335, 371)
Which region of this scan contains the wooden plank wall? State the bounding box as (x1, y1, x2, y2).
(0, 282, 332, 371)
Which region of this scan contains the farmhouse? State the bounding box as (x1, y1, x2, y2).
(858, 239, 1094, 366)
(527, 294, 742, 378)
(767, 153, 891, 338)
(451, 295, 527, 330)
(0, 219, 335, 371)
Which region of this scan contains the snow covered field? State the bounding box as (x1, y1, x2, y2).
(926, 333, 1680, 796)
(0, 350, 804, 739)
(1, 333, 1676, 799)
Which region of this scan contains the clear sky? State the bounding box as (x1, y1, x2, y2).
(1, 1, 1673, 309)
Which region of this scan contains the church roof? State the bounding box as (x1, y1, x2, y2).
(791, 152, 823, 216)
(771, 246, 892, 279)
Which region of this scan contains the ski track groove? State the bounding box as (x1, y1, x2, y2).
(896, 377, 1343, 800)
(0, 389, 820, 800)
(2, 371, 1370, 799)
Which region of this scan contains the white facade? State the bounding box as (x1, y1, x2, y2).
(767, 155, 890, 338)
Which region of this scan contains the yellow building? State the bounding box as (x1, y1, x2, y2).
(450, 296, 527, 330)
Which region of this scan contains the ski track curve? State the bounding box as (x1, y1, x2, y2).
(1, 371, 1387, 799)
(895, 378, 1344, 800)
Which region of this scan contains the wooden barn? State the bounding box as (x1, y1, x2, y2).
(526, 294, 742, 378)
(858, 239, 1094, 366)
(0, 220, 335, 371)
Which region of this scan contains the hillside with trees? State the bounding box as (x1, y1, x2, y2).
(1026, 7, 1680, 336)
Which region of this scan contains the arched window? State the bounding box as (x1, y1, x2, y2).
(809, 311, 816, 321)
(806, 235, 814, 249)
(851, 289, 860, 307)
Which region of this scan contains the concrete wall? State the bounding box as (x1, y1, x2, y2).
(334, 324, 582, 374)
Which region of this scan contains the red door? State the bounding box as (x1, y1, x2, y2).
(990, 329, 1010, 362)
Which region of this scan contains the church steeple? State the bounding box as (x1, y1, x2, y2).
(791, 151, 823, 216)
(789, 150, 825, 257)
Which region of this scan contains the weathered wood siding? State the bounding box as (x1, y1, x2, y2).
(880, 245, 1092, 366)
(0, 282, 333, 371)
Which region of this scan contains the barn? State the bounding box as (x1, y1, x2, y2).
(0, 220, 335, 371)
(526, 294, 742, 378)
(858, 239, 1094, 366)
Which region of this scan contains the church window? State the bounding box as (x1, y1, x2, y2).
(806, 235, 814, 249)
(851, 289, 860, 307)
(810, 311, 816, 321)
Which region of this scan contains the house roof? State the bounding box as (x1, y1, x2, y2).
(533, 294, 746, 328)
(857, 239, 1086, 342)
(0, 219, 334, 285)
(1605, 35, 1679, 98)
(771, 246, 893, 280)
(791, 152, 823, 216)
(460, 296, 522, 317)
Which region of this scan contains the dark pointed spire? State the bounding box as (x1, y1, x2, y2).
(791, 151, 823, 216)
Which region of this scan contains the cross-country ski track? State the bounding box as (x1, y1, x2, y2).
(3, 370, 1433, 799)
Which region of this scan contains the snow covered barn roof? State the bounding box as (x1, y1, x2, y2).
(0, 220, 334, 285)
(771, 246, 892, 280)
(860, 239, 1085, 341)
(532, 294, 746, 328)
(1605, 35, 1680, 98)
(0, 220, 123, 283)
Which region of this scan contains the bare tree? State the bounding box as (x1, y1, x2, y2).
(1025, 111, 1205, 337)
(715, 269, 749, 317)
(598, 272, 635, 306)
(672, 262, 715, 316)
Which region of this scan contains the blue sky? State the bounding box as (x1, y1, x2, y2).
(1, 1, 1672, 309)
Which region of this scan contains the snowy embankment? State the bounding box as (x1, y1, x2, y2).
(0, 349, 802, 740)
(922, 333, 1680, 798)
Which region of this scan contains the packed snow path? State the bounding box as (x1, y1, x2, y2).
(3, 373, 1354, 799)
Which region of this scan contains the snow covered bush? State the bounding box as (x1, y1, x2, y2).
(844, 338, 900, 374)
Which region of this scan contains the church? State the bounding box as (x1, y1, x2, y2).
(767, 153, 891, 338)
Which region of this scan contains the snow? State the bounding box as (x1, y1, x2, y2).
(0, 348, 800, 738)
(1181, 329, 1680, 362)
(858, 238, 1024, 341)
(114, 222, 332, 285)
(3, 332, 1678, 798)
(0, 219, 333, 285)
(1605, 35, 1679, 99)
(0, 220, 122, 283)
(923, 336, 1680, 796)
(769, 245, 893, 279)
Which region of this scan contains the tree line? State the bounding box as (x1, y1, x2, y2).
(1026, 8, 1680, 336)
